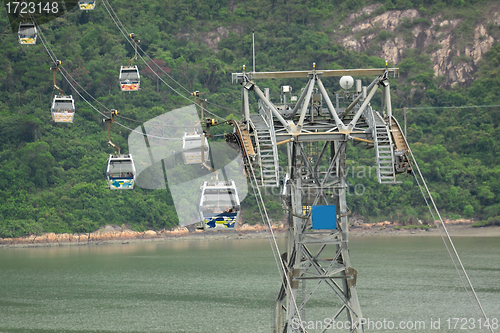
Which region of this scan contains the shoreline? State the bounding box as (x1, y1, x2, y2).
(1, 221, 499, 249)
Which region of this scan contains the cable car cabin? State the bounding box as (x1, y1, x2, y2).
(182, 132, 209, 165)
(119, 66, 140, 91)
(18, 22, 37, 45)
(198, 180, 240, 231)
(51, 95, 75, 123)
(106, 155, 136, 190)
(78, 0, 96, 10)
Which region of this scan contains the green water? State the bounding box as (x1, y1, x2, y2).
(0, 237, 498, 332)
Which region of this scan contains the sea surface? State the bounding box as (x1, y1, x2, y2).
(0, 236, 499, 332)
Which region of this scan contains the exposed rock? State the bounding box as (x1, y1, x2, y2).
(143, 230, 157, 238)
(203, 26, 229, 52)
(351, 9, 420, 34)
(338, 7, 499, 87)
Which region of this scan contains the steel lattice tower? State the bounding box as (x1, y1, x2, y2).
(231, 66, 405, 333)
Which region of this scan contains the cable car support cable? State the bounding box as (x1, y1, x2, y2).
(100, 0, 228, 122)
(34, 18, 186, 141)
(401, 136, 493, 332)
(230, 121, 307, 332)
(101, 0, 236, 116)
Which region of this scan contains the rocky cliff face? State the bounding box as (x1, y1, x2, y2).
(338, 4, 500, 87)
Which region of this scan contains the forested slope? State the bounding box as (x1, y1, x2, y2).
(1, 0, 499, 237)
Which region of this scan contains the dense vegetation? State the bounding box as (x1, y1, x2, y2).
(1, 0, 499, 237)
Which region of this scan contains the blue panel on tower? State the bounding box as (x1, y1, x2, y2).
(312, 205, 337, 230)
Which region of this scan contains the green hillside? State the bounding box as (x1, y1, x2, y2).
(1, 0, 499, 237)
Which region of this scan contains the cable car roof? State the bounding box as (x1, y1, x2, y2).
(201, 180, 239, 192)
(51, 95, 75, 111)
(182, 132, 209, 150)
(108, 154, 134, 161)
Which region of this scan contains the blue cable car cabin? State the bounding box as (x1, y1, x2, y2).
(18, 22, 37, 45)
(106, 155, 136, 190)
(182, 132, 209, 165)
(51, 95, 75, 123)
(119, 66, 140, 91)
(198, 180, 240, 230)
(78, 0, 96, 10)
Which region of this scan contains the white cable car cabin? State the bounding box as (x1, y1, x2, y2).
(18, 22, 37, 45)
(51, 95, 75, 123)
(78, 0, 96, 10)
(182, 132, 209, 165)
(106, 154, 136, 190)
(198, 180, 240, 230)
(119, 66, 140, 91)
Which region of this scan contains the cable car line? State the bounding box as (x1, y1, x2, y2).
(102, 0, 191, 96)
(100, 0, 228, 122)
(398, 125, 493, 331)
(410, 164, 483, 321)
(397, 104, 500, 110)
(31, 10, 215, 140)
(230, 121, 306, 332)
(33, 17, 185, 141)
(410, 163, 492, 331)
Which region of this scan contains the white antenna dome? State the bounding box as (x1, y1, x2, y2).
(339, 76, 354, 90)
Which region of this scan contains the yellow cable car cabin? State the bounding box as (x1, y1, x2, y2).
(51, 95, 75, 123)
(78, 0, 96, 10)
(18, 22, 37, 45)
(182, 132, 209, 165)
(119, 66, 140, 91)
(106, 154, 136, 190)
(198, 180, 240, 230)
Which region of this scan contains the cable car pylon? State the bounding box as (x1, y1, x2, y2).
(229, 64, 408, 332)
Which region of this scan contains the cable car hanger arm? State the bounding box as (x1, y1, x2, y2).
(51, 60, 64, 94)
(103, 110, 121, 155)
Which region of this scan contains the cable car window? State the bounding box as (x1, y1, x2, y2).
(108, 160, 134, 177)
(19, 26, 35, 37)
(202, 189, 236, 206)
(120, 69, 139, 80)
(52, 100, 74, 111)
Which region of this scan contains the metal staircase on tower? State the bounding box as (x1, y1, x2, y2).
(373, 110, 399, 184)
(249, 104, 280, 187)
